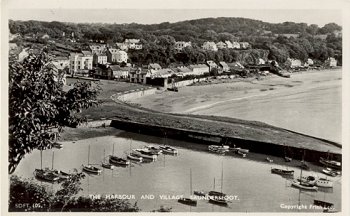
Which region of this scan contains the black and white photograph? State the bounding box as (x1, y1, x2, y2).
(2, 0, 349, 214)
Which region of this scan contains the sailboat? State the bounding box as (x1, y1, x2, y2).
(102, 149, 114, 169)
(178, 169, 197, 206)
(82, 145, 102, 174)
(291, 164, 318, 191)
(109, 143, 130, 166)
(209, 162, 228, 205)
(50, 150, 71, 180)
(34, 150, 60, 182)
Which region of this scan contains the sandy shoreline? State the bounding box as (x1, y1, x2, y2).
(130, 69, 342, 143)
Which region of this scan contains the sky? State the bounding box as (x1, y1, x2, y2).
(4, 0, 345, 27)
(7, 9, 342, 27)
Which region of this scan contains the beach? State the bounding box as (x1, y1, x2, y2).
(130, 69, 342, 143)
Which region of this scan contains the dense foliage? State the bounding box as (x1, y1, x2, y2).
(9, 18, 342, 66)
(9, 175, 140, 212)
(9, 52, 100, 174)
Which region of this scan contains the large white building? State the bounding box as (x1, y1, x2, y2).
(69, 51, 93, 75)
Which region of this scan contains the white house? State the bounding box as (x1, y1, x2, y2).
(69, 51, 93, 75)
(325, 57, 337, 67)
(107, 49, 128, 63)
(129, 68, 149, 84)
(225, 41, 233, 49)
(286, 58, 302, 68)
(232, 42, 240, 49)
(188, 64, 209, 75)
(202, 42, 218, 51)
(216, 41, 227, 49)
(175, 41, 192, 51)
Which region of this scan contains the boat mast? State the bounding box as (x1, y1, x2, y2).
(40, 150, 43, 170)
(190, 168, 192, 195)
(52, 150, 55, 170)
(112, 143, 115, 156)
(221, 161, 224, 193)
(104, 149, 106, 163)
(213, 178, 215, 190)
(88, 145, 90, 165)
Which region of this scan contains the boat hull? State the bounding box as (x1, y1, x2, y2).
(291, 180, 318, 191)
(82, 165, 101, 174)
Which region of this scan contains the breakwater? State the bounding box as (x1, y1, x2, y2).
(110, 119, 341, 163)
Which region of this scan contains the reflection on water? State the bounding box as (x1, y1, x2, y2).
(14, 130, 341, 212)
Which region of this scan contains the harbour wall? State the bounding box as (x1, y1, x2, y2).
(110, 119, 341, 163)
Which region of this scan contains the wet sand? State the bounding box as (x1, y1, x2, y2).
(131, 70, 342, 143)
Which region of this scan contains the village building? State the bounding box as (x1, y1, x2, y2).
(227, 62, 245, 71)
(109, 65, 130, 79)
(277, 33, 299, 39)
(202, 42, 218, 51)
(93, 53, 108, 65)
(107, 49, 128, 64)
(129, 68, 149, 84)
(174, 41, 192, 51)
(170, 66, 192, 77)
(69, 51, 93, 75)
(116, 42, 128, 51)
(232, 42, 241, 49)
(89, 44, 107, 55)
(188, 64, 209, 76)
(286, 58, 302, 68)
(258, 58, 266, 65)
(216, 41, 227, 49)
(149, 68, 174, 78)
(9, 33, 21, 41)
(325, 57, 337, 67)
(52, 56, 70, 70)
(225, 41, 233, 49)
(148, 63, 162, 71)
(117, 39, 142, 51)
(17, 48, 30, 62)
(313, 34, 328, 40)
(206, 60, 218, 72)
(218, 62, 230, 73)
(239, 42, 250, 49)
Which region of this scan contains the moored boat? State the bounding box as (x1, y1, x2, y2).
(109, 155, 130, 165)
(271, 168, 294, 176)
(298, 175, 317, 185)
(144, 145, 163, 155)
(82, 165, 102, 174)
(291, 180, 318, 191)
(178, 198, 197, 206)
(193, 190, 207, 196)
(34, 169, 60, 182)
(319, 157, 341, 170)
(102, 162, 114, 169)
(237, 150, 247, 157)
(127, 153, 143, 162)
(159, 145, 178, 155)
(209, 196, 228, 206)
(322, 167, 340, 177)
(52, 169, 71, 180)
(314, 200, 334, 209)
(266, 157, 273, 163)
(52, 142, 63, 149)
(315, 178, 333, 188)
(132, 149, 157, 160)
(208, 145, 229, 154)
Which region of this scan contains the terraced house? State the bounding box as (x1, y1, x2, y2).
(69, 51, 93, 75)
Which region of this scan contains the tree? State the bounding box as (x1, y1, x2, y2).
(9, 51, 100, 174)
(9, 174, 140, 212)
